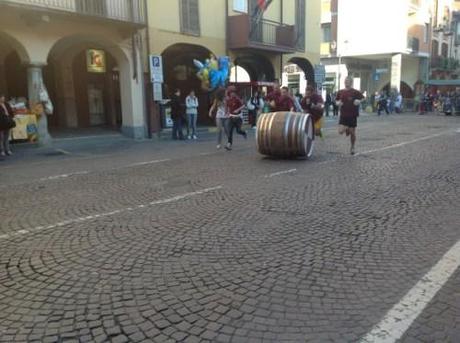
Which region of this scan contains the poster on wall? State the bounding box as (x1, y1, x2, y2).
(87, 49, 106, 73)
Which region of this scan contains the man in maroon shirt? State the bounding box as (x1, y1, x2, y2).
(301, 86, 324, 137)
(266, 81, 281, 111)
(225, 87, 246, 150)
(269, 86, 296, 112)
(336, 76, 364, 155)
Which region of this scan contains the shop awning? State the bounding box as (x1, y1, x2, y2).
(427, 79, 460, 86)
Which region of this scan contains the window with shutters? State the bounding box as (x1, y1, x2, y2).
(76, 0, 107, 17)
(180, 0, 201, 36)
(295, 0, 306, 51)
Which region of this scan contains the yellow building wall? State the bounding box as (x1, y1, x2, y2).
(147, 0, 226, 56)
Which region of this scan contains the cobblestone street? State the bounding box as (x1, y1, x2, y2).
(1, 113, 459, 343)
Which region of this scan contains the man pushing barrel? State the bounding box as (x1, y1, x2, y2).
(336, 76, 364, 155)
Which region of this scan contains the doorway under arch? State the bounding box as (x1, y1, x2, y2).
(381, 81, 414, 98)
(46, 35, 131, 133)
(162, 43, 216, 125)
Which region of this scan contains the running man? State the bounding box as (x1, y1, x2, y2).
(336, 76, 364, 155)
(301, 86, 324, 137)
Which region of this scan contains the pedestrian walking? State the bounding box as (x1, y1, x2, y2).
(332, 92, 339, 116)
(247, 91, 263, 129)
(209, 88, 228, 149)
(301, 86, 324, 137)
(325, 92, 332, 117)
(185, 90, 199, 139)
(170, 89, 184, 140)
(336, 76, 364, 155)
(225, 87, 246, 150)
(377, 92, 389, 115)
(394, 92, 403, 113)
(0, 94, 15, 157)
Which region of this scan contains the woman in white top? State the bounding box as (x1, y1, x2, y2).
(185, 90, 199, 139)
(209, 88, 228, 149)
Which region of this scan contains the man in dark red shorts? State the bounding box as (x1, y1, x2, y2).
(336, 76, 364, 155)
(301, 86, 324, 137)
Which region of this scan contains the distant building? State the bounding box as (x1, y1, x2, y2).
(321, 0, 437, 99)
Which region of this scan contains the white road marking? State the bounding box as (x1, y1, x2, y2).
(356, 131, 450, 156)
(39, 171, 89, 181)
(0, 186, 222, 242)
(266, 169, 297, 178)
(360, 239, 460, 343)
(126, 159, 171, 167)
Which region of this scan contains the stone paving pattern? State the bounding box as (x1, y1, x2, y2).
(0, 114, 459, 342)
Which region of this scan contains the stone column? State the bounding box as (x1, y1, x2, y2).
(390, 53, 402, 93)
(28, 64, 52, 146)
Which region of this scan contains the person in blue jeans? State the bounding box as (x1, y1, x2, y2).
(185, 90, 199, 139)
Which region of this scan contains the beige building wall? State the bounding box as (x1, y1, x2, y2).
(0, 7, 146, 138)
(148, 0, 226, 56)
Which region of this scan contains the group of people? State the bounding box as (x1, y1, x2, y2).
(418, 89, 460, 115)
(371, 90, 403, 115)
(170, 89, 200, 140)
(204, 76, 363, 155)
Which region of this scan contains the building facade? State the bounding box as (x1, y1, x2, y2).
(0, 0, 148, 139)
(320, 0, 434, 99)
(429, 0, 460, 81)
(147, 0, 321, 126)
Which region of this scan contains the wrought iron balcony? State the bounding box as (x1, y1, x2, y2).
(227, 14, 296, 53)
(1, 0, 146, 25)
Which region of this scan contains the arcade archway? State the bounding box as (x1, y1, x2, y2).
(0, 31, 29, 99)
(46, 35, 131, 132)
(381, 81, 414, 99)
(233, 54, 275, 82)
(162, 43, 215, 124)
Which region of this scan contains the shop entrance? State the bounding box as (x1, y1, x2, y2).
(46, 40, 123, 134)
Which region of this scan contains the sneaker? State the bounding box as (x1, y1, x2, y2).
(225, 143, 232, 151)
(0, 152, 5, 157)
(350, 147, 355, 155)
(243, 132, 247, 140)
(193, 135, 197, 140)
(187, 135, 191, 140)
(6, 151, 12, 156)
(216, 144, 222, 149)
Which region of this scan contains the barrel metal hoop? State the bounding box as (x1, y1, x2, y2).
(283, 112, 292, 152)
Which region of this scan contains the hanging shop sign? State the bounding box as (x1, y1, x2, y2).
(86, 49, 106, 73)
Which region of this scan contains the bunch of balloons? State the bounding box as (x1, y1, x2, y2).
(193, 55, 230, 91)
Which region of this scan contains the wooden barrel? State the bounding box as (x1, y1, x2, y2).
(256, 112, 314, 158)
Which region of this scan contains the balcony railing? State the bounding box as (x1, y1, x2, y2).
(2, 0, 146, 25)
(227, 14, 296, 53)
(431, 56, 459, 70)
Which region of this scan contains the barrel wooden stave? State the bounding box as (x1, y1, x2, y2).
(256, 112, 314, 158)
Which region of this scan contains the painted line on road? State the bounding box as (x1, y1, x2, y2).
(356, 131, 451, 156)
(0, 186, 223, 242)
(266, 169, 297, 178)
(39, 171, 89, 181)
(359, 239, 460, 343)
(125, 159, 171, 167)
